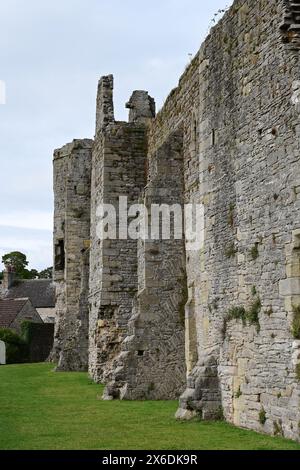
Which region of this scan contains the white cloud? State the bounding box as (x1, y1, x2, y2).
(0, 226, 52, 271)
(0, 211, 53, 231)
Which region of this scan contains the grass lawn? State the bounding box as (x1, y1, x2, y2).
(0, 363, 299, 450)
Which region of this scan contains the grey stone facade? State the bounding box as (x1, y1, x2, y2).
(102, 128, 187, 400)
(53, 139, 93, 371)
(53, 0, 300, 441)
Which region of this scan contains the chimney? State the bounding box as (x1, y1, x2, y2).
(2, 265, 16, 291)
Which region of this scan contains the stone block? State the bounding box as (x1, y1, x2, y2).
(279, 278, 300, 297)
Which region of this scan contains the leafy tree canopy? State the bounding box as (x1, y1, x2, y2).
(1, 252, 53, 280)
(2, 251, 28, 276)
(38, 267, 53, 279)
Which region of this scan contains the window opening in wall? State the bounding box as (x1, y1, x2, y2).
(212, 129, 216, 146)
(190, 115, 198, 158)
(55, 239, 65, 271)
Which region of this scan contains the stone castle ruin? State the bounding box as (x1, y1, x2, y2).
(53, 0, 300, 441)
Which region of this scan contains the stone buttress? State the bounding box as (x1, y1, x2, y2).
(103, 128, 187, 400)
(89, 77, 152, 382)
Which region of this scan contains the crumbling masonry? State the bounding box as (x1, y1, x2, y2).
(53, 0, 300, 441)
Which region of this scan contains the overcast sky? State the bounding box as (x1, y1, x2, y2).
(0, 0, 231, 271)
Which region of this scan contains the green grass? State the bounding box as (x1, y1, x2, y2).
(0, 363, 299, 450)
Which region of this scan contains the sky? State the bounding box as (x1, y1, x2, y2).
(0, 0, 231, 271)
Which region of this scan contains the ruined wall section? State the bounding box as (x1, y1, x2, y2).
(89, 77, 150, 383)
(280, 0, 300, 47)
(147, 0, 300, 440)
(52, 143, 69, 363)
(53, 139, 93, 371)
(103, 130, 186, 400)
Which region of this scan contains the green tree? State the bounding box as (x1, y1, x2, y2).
(1, 252, 52, 280)
(25, 269, 39, 280)
(2, 252, 39, 280)
(2, 251, 29, 277)
(38, 267, 53, 279)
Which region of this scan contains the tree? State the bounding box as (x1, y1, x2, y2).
(25, 269, 39, 280)
(38, 267, 53, 279)
(2, 252, 29, 278)
(2, 252, 40, 280)
(1, 252, 52, 280)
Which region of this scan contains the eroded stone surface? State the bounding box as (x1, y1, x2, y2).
(53, 0, 300, 441)
(52, 139, 93, 371)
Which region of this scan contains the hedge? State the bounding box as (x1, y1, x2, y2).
(0, 328, 29, 364)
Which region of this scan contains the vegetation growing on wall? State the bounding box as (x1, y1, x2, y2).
(292, 305, 300, 339)
(273, 420, 283, 437)
(178, 272, 189, 327)
(226, 297, 262, 332)
(250, 244, 259, 260)
(225, 242, 237, 259)
(296, 363, 300, 382)
(259, 408, 267, 426)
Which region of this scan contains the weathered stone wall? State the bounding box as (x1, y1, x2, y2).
(53, 0, 300, 441)
(53, 139, 93, 371)
(104, 129, 186, 400)
(142, 0, 300, 441)
(89, 77, 152, 383)
(52, 143, 68, 364)
(89, 77, 187, 398)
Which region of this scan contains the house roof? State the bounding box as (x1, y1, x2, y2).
(5, 280, 55, 308)
(0, 298, 28, 329)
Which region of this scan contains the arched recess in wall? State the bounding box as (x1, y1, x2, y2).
(55, 239, 65, 272)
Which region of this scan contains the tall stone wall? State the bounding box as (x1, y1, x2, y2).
(52, 0, 300, 442)
(104, 129, 186, 400)
(89, 77, 154, 383)
(53, 139, 93, 371)
(141, 0, 300, 441)
(89, 77, 187, 398)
